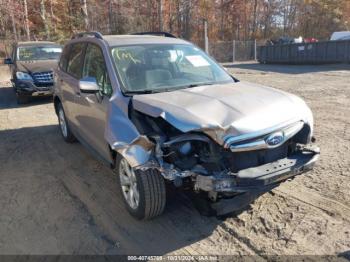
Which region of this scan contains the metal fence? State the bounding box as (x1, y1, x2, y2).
(210, 40, 257, 63)
(258, 40, 350, 64)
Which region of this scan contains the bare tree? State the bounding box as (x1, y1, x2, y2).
(146, 0, 153, 31)
(81, 0, 89, 30)
(108, 0, 113, 33)
(49, 0, 56, 34)
(40, 0, 50, 39)
(9, 4, 18, 41)
(158, 0, 163, 31)
(183, 0, 192, 39)
(23, 0, 30, 40)
(220, 0, 224, 40)
(251, 0, 258, 38)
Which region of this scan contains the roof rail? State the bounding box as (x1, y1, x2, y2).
(131, 31, 177, 38)
(72, 32, 103, 40)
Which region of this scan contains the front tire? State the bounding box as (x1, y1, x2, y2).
(57, 103, 76, 143)
(115, 155, 166, 220)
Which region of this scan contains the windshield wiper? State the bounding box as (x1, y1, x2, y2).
(123, 90, 158, 95)
(124, 83, 214, 95)
(182, 82, 214, 88)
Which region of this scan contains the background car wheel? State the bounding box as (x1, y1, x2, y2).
(16, 94, 29, 104)
(115, 155, 166, 220)
(57, 103, 76, 143)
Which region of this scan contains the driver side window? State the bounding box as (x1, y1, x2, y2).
(83, 44, 112, 97)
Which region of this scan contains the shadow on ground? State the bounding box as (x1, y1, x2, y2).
(0, 75, 254, 254)
(0, 124, 251, 254)
(0, 86, 52, 110)
(225, 62, 350, 74)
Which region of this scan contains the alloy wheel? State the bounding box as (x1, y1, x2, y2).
(119, 158, 140, 210)
(58, 108, 68, 138)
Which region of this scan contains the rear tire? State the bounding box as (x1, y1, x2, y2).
(115, 155, 166, 220)
(57, 103, 76, 143)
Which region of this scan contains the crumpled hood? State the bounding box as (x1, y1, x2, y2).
(132, 82, 313, 144)
(17, 60, 58, 73)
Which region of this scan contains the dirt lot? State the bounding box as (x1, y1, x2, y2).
(0, 63, 349, 256)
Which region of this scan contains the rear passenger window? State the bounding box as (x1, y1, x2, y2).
(67, 43, 85, 79)
(59, 45, 71, 72)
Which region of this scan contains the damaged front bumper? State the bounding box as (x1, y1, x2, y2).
(194, 145, 319, 215)
(195, 145, 320, 193)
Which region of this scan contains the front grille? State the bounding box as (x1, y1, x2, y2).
(222, 123, 311, 172)
(224, 121, 305, 153)
(35, 83, 53, 88)
(226, 142, 290, 173)
(32, 71, 54, 84)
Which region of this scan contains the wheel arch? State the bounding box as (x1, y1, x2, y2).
(53, 95, 61, 115)
(109, 144, 117, 168)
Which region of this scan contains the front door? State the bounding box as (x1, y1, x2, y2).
(74, 43, 113, 163)
(60, 43, 86, 129)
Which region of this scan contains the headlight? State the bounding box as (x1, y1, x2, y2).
(16, 72, 33, 81)
(178, 141, 192, 155)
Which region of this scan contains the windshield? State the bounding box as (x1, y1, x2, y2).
(17, 45, 62, 61)
(111, 44, 234, 94)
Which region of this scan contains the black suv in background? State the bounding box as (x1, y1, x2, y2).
(4, 41, 62, 104)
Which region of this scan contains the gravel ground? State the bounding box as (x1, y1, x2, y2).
(0, 63, 349, 256)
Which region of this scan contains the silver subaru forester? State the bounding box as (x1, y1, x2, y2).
(54, 32, 319, 219)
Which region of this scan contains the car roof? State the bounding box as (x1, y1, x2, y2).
(17, 41, 60, 47)
(330, 31, 350, 40)
(101, 35, 191, 47)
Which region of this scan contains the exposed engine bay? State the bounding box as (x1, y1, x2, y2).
(128, 102, 319, 207)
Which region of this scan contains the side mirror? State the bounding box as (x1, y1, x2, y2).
(79, 77, 99, 93)
(4, 58, 13, 65)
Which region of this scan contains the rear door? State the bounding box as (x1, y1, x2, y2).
(59, 42, 86, 129)
(74, 43, 113, 162)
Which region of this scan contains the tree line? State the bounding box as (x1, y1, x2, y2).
(0, 0, 349, 47)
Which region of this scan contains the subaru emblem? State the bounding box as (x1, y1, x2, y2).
(265, 132, 284, 147)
